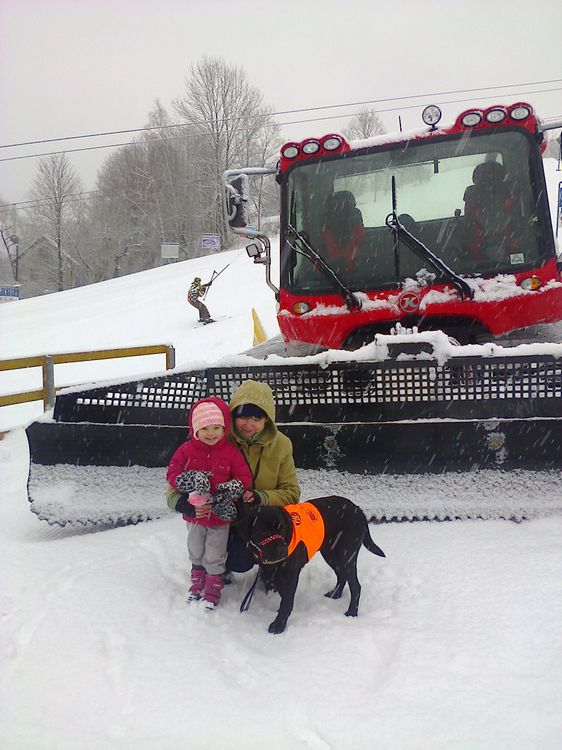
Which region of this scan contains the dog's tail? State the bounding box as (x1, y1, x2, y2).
(363, 523, 386, 557)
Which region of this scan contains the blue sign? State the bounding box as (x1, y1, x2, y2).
(0, 285, 20, 302)
(201, 234, 221, 251)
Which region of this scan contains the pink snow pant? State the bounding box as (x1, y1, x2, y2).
(187, 523, 229, 575)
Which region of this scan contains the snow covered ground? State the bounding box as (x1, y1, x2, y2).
(2, 427, 561, 750)
(1, 163, 562, 748)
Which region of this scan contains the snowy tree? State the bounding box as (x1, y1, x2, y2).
(0, 198, 19, 281)
(344, 106, 386, 140)
(543, 129, 561, 161)
(93, 142, 158, 278)
(241, 107, 282, 229)
(173, 56, 279, 243)
(26, 153, 82, 291)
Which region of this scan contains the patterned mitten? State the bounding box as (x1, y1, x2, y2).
(175, 470, 211, 494)
(214, 480, 244, 501)
(210, 480, 244, 522)
(211, 494, 238, 522)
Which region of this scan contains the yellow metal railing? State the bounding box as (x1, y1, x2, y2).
(0, 344, 175, 410)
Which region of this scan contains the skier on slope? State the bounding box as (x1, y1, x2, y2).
(187, 277, 214, 324)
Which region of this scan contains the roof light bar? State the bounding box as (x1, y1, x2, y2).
(485, 108, 506, 124)
(323, 135, 343, 151)
(302, 140, 320, 155)
(281, 144, 299, 160)
(461, 111, 483, 127)
(510, 105, 531, 121)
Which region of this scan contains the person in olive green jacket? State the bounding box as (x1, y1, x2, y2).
(226, 379, 301, 572)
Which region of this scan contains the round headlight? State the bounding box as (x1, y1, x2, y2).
(519, 275, 542, 291)
(281, 144, 299, 159)
(323, 136, 343, 151)
(422, 104, 442, 127)
(292, 302, 311, 315)
(461, 112, 483, 127)
(485, 109, 506, 124)
(510, 105, 531, 121)
(302, 140, 320, 155)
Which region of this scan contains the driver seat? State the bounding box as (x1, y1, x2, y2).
(321, 191, 364, 271)
(463, 161, 520, 260)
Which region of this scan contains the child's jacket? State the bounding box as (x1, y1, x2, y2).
(166, 397, 252, 527)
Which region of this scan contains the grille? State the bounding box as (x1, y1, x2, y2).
(54, 356, 562, 426)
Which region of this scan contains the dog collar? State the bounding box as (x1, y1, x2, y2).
(249, 533, 286, 565)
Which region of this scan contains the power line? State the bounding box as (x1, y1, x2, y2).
(3, 102, 561, 213)
(1, 77, 561, 151)
(1, 85, 561, 166)
(0, 190, 102, 210)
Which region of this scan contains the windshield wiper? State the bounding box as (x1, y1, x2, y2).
(385, 175, 473, 301)
(385, 212, 473, 300)
(286, 223, 361, 310)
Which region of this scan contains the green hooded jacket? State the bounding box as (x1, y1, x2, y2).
(229, 379, 300, 507)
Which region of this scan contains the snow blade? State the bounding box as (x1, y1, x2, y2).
(26, 352, 562, 527)
(28, 464, 173, 528)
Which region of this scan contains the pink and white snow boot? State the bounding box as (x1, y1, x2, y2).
(187, 565, 206, 602)
(203, 574, 224, 610)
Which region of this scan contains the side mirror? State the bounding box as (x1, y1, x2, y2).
(246, 242, 262, 259)
(225, 175, 249, 229)
(246, 239, 269, 266)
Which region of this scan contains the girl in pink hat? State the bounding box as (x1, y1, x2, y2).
(166, 397, 252, 609)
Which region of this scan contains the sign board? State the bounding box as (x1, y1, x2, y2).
(201, 233, 221, 251)
(161, 243, 180, 259)
(0, 285, 21, 303)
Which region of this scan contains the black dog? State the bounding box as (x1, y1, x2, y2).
(244, 496, 385, 634)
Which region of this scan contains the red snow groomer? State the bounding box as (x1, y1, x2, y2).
(23, 103, 562, 529)
(224, 102, 562, 350)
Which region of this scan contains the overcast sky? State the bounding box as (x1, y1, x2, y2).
(1, 0, 561, 204)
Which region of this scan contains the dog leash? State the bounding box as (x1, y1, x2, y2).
(240, 533, 287, 612)
(240, 570, 260, 613)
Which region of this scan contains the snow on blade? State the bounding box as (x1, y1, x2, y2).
(28, 464, 562, 527)
(28, 465, 174, 527)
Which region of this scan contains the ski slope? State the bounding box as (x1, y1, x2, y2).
(0, 242, 279, 431)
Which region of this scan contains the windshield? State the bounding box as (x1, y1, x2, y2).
(283, 130, 547, 293)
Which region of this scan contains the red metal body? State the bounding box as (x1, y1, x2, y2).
(276, 103, 562, 348)
(279, 258, 562, 349)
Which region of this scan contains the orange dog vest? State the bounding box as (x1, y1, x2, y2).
(285, 503, 326, 561)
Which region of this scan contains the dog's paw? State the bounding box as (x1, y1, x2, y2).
(344, 608, 358, 617)
(268, 618, 287, 634)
